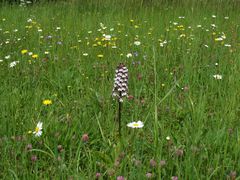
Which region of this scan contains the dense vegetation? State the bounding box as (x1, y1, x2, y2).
(0, 0, 239, 179)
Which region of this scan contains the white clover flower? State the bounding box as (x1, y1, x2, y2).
(213, 74, 222, 80)
(33, 121, 43, 137)
(127, 121, 144, 128)
(9, 61, 19, 68)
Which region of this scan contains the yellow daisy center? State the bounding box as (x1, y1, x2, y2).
(133, 123, 139, 127)
(35, 127, 40, 132)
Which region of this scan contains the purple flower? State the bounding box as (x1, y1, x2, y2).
(117, 176, 125, 180)
(112, 63, 129, 102)
(95, 172, 101, 179)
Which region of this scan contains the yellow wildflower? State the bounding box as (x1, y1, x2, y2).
(21, 49, 28, 55)
(97, 54, 104, 58)
(32, 54, 38, 59)
(42, 99, 52, 105)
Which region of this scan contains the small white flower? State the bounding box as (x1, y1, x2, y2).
(213, 74, 222, 80)
(28, 52, 33, 56)
(134, 41, 141, 46)
(5, 55, 11, 59)
(83, 53, 88, 56)
(166, 136, 171, 141)
(204, 44, 209, 48)
(224, 17, 229, 20)
(212, 15, 216, 18)
(224, 44, 231, 47)
(27, 18, 32, 23)
(126, 53, 133, 58)
(0, 59, 3, 62)
(9, 61, 19, 68)
(103, 34, 111, 41)
(33, 121, 43, 137)
(211, 24, 216, 28)
(197, 25, 202, 28)
(215, 37, 223, 41)
(127, 121, 144, 128)
(56, 27, 61, 30)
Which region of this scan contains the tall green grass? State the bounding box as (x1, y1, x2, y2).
(0, 1, 239, 179)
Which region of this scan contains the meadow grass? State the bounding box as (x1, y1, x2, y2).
(0, 1, 240, 179)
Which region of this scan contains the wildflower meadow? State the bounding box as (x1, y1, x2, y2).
(0, 0, 240, 179)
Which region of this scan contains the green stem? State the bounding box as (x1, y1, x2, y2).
(118, 99, 122, 137)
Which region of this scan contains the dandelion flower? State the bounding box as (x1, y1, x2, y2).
(32, 54, 38, 59)
(42, 99, 52, 105)
(21, 49, 28, 54)
(33, 122, 43, 137)
(127, 121, 144, 128)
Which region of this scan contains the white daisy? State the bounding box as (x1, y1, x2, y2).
(33, 121, 43, 137)
(9, 61, 19, 68)
(127, 121, 144, 128)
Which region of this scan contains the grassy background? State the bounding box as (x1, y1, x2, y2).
(0, 0, 240, 179)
